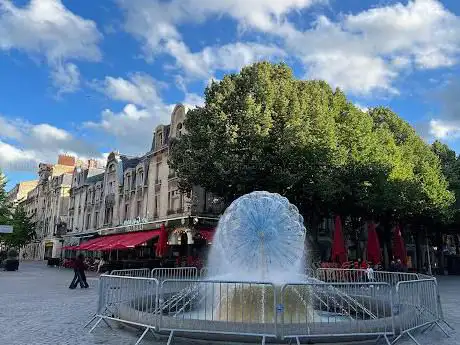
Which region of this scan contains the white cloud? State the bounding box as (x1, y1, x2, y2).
(0, 0, 102, 93)
(84, 103, 173, 154)
(50, 63, 81, 95)
(183, 93, 205, 108)
(0, 116, 101, 172)
(118, 0, 460, 95)
(166, 40, 286, 78)
(429, 119, 460, 139)
(0, 140, 39, 172)
(117, 0, 321, 54)
(95, 73, 164, 107)
(427, 78, 460, 140)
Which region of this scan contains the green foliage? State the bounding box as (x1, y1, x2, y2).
(0, 171, 11, 225)
(169, 62, 454, 227)
(4, 205, 36, 249)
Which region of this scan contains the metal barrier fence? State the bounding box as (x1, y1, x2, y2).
(280, 282, 394, 344)
(151, 267, 199, 281)
(315, 268, 420, 285)
(86, 275, 160, 344)
(159, 279, 277, 344)
(392, 278, 447, 344)
(110, 268, 151, 278)
(85, 270, 451, 345)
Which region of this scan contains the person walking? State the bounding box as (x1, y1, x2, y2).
(69, 254, 89, 289)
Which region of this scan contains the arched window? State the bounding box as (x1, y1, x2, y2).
(177, 122, 183, 137)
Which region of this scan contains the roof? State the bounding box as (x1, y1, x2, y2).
(85, 173, 104, 184)
(87, 167, 105, 179)
(120, 155, 142, 173)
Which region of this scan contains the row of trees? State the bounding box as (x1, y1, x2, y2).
(0, 172, 36, 250)
(169, 62, 459, 262)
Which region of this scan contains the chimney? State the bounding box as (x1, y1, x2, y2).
(57, 154, 76, 166)
(87, 159, 97, 168)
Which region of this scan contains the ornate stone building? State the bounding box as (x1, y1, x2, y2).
(64, 104, 224, 257)
(6, 180, 38, 208)
(20, 155, 80, 260)
(19, 104, 223, 260)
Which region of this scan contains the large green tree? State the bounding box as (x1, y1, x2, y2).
(169, 62, 453, 231)
(0, 171, 10, 225)
(4, 205, 36, 249)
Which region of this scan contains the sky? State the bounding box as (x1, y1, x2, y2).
(1, 0, 460, 190)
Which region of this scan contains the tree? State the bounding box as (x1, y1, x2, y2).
(169, 62, 453, 234)
(4, 205, 36, 249)
(0, 171, 10, 225)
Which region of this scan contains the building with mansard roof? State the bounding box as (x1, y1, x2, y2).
(61, 104, 223, 262)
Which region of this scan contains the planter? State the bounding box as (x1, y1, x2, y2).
(3, 259, 19, 271)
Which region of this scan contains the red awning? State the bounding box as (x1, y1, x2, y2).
(392, 225, 407, 265)
(199, 230, 214, 242)
(331, 215, 347, 264)
(90, 234, 125, 251)
(101, 230, 161, 251)
(155, 224, 168, 257)
(76, 237, 105, 250)
(367, 222, 381, 265)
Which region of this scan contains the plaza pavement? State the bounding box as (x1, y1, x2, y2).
(0, 262, 458, 345)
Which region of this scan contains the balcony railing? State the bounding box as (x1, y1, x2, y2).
(166, 209, 175, 215)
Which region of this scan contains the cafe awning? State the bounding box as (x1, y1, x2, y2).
(76, 236, 106, 250)
(199, 229, 214, 242)
(89, 230, 161, 251)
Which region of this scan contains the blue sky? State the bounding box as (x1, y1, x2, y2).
(1, 0, 460, 190)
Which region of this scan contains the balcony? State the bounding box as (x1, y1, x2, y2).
(167, 209, 175, 216)
(105, 193, 116, 207)
(176, 208, 184, 214)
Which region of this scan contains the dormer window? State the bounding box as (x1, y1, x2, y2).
(156, 131, 163, 148)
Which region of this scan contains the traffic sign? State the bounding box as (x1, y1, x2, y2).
(0, 225, 13, 234)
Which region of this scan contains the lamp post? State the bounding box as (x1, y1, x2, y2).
(425, 227, 432, 276)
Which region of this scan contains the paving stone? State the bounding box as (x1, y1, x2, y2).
(0, 262, 457, 345)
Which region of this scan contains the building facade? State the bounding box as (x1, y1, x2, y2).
(63, 104, 223, 254)
(20, 155, 82, 260)
(16, 104, 223, 261)
(6, 180, 38, 207)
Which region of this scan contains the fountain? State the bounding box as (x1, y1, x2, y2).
(94, 191, 447, 345)
(207, 191, 306, 283)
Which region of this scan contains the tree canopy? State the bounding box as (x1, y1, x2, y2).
(4, 205, 36, 249)
(0, 172, 11, 227)
(169, 62, 454, 228)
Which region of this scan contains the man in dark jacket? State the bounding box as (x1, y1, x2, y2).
(69, 254, 89, 289)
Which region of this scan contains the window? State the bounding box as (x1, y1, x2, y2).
(137, 201, 142, 218)
(138, 171, 144, 185)
(86, 214, 91, 230)
(155, 163, 160, 183)
(177, 123, 183, 137)
(154, 195, 159, 215)
(124, 204, 130, 220)
(94, 212, 99, 228)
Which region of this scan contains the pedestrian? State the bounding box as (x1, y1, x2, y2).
(69, 254, 89, 289)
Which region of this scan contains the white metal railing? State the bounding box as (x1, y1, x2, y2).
(280, 282, 394, 343)
(85, 270, 451, 345)
(110, 268, 150, 278)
